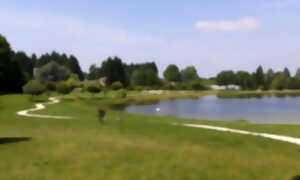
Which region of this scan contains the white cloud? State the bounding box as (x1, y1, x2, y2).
(0, 12, 163, 45)
(265, 0, 299, 8)
(195, 17, 260, 32)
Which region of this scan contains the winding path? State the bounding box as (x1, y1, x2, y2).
(16, 97, 72, 119)
(177, 123, 300, 146)
(16, 97, 300, 146)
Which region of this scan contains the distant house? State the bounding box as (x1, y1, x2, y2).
(210, 85, 226, 90)
(210, 85, 241, 91)
(99, 77, 108, 87)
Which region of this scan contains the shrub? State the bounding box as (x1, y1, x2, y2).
(56, 81, 73, 94)
(115, 90, 127, 98)
(71, 88, 83, 94)
(111, 81, 123, 90)
(85, 83, 102, 94)
(44, 81, 56, 91)
(23, 80, 47, 96)
(66, 75, 81, 90)
(186, 80, 206, 90)
(132, 85, 145, 91)
(163, 84, 176, 90)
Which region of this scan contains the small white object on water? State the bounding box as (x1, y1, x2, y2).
(156, 108, 161, 112)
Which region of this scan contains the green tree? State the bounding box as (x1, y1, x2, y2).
(283, 67, 291, 78)
(0, 34, 25, 93)
(271, 73, 289, 90)
(180, 66, 199, 82)
(255, 65, 265, 89)
(99, 57, 126, 85)
(67, 55, 84, 81)
(12, 51, 35, 81)
(131, 69, 159, 87)
(35, 61, 71, 82)
(265, 69, 275, 90)
(163, 64, 181, 82)
(288, 75, 300, 89)
(124, 62, 158, 86)
(88, 64, 101, 80)
(235, 71, 255, 90)
(216, 71, 236, 85)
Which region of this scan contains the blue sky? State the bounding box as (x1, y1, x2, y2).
(1, 0, 300, 77)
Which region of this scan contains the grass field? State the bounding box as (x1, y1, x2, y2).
(1, 92, 300, 180)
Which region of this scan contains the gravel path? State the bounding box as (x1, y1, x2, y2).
(17, 97, 72, 119)
(179, 123, 300, 146)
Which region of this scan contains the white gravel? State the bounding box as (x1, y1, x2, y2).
(179, 123, 300, 146)
(17, 97, 72, 119)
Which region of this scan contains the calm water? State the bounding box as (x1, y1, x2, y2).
(125, 96, 300, 124)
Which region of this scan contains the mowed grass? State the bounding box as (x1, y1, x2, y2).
(1, 94, 300, 180)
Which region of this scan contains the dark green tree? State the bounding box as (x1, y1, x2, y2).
(131, 69, 159, 87)
(235, 71, 256, 90)
(0, 34, 25, 93)
(163, 64, 181, 82)
(265, 68, 275, 90)
(67, 55, 84, 81)
(180, 66, 199, 82)
(12, 51, 35, 81)
(271, 73, 289, 90)
(99, 57, 126, 85)
(254, 65, 265, 89)
(87, 64, 101, 80)
(288, 75, 300, 89)
(216, 71, 236, 85)
(35, 61, 71, 82)
(283, 67, 291, 78)
(124, 62, 158, 85)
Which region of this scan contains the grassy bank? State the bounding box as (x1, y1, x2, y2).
(1, 92, 300, 179)
(217, 90, 300, 98)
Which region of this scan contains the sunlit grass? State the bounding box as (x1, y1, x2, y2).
(1, 93, 300, 179)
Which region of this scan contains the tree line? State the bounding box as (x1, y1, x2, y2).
(215, 66, 300, 90)
(0, 34, 84, 93)
(1, 34, 300, 93)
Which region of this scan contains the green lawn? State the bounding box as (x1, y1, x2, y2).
(1, 93, 300, 180)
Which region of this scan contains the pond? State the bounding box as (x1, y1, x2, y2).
(125, 95, 300, 124)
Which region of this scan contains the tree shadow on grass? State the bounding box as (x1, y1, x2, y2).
(291, 175, 300, 180)
(0, 137, 32, 145)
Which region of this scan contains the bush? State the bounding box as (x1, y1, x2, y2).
(85, 83, 102, 94)
(66, 75, 81, 90)
(44, 81, 56, 91)
(56, 81, 73, 94)
(163, 84, 177, 90)
(111, 81, 123, 90)
(23, 80, 47, 96)
(132, 86, 145, 91)
(115, 90, 127, 98)
(71, 88, 83, 94)
(186, 80, 206, 90)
